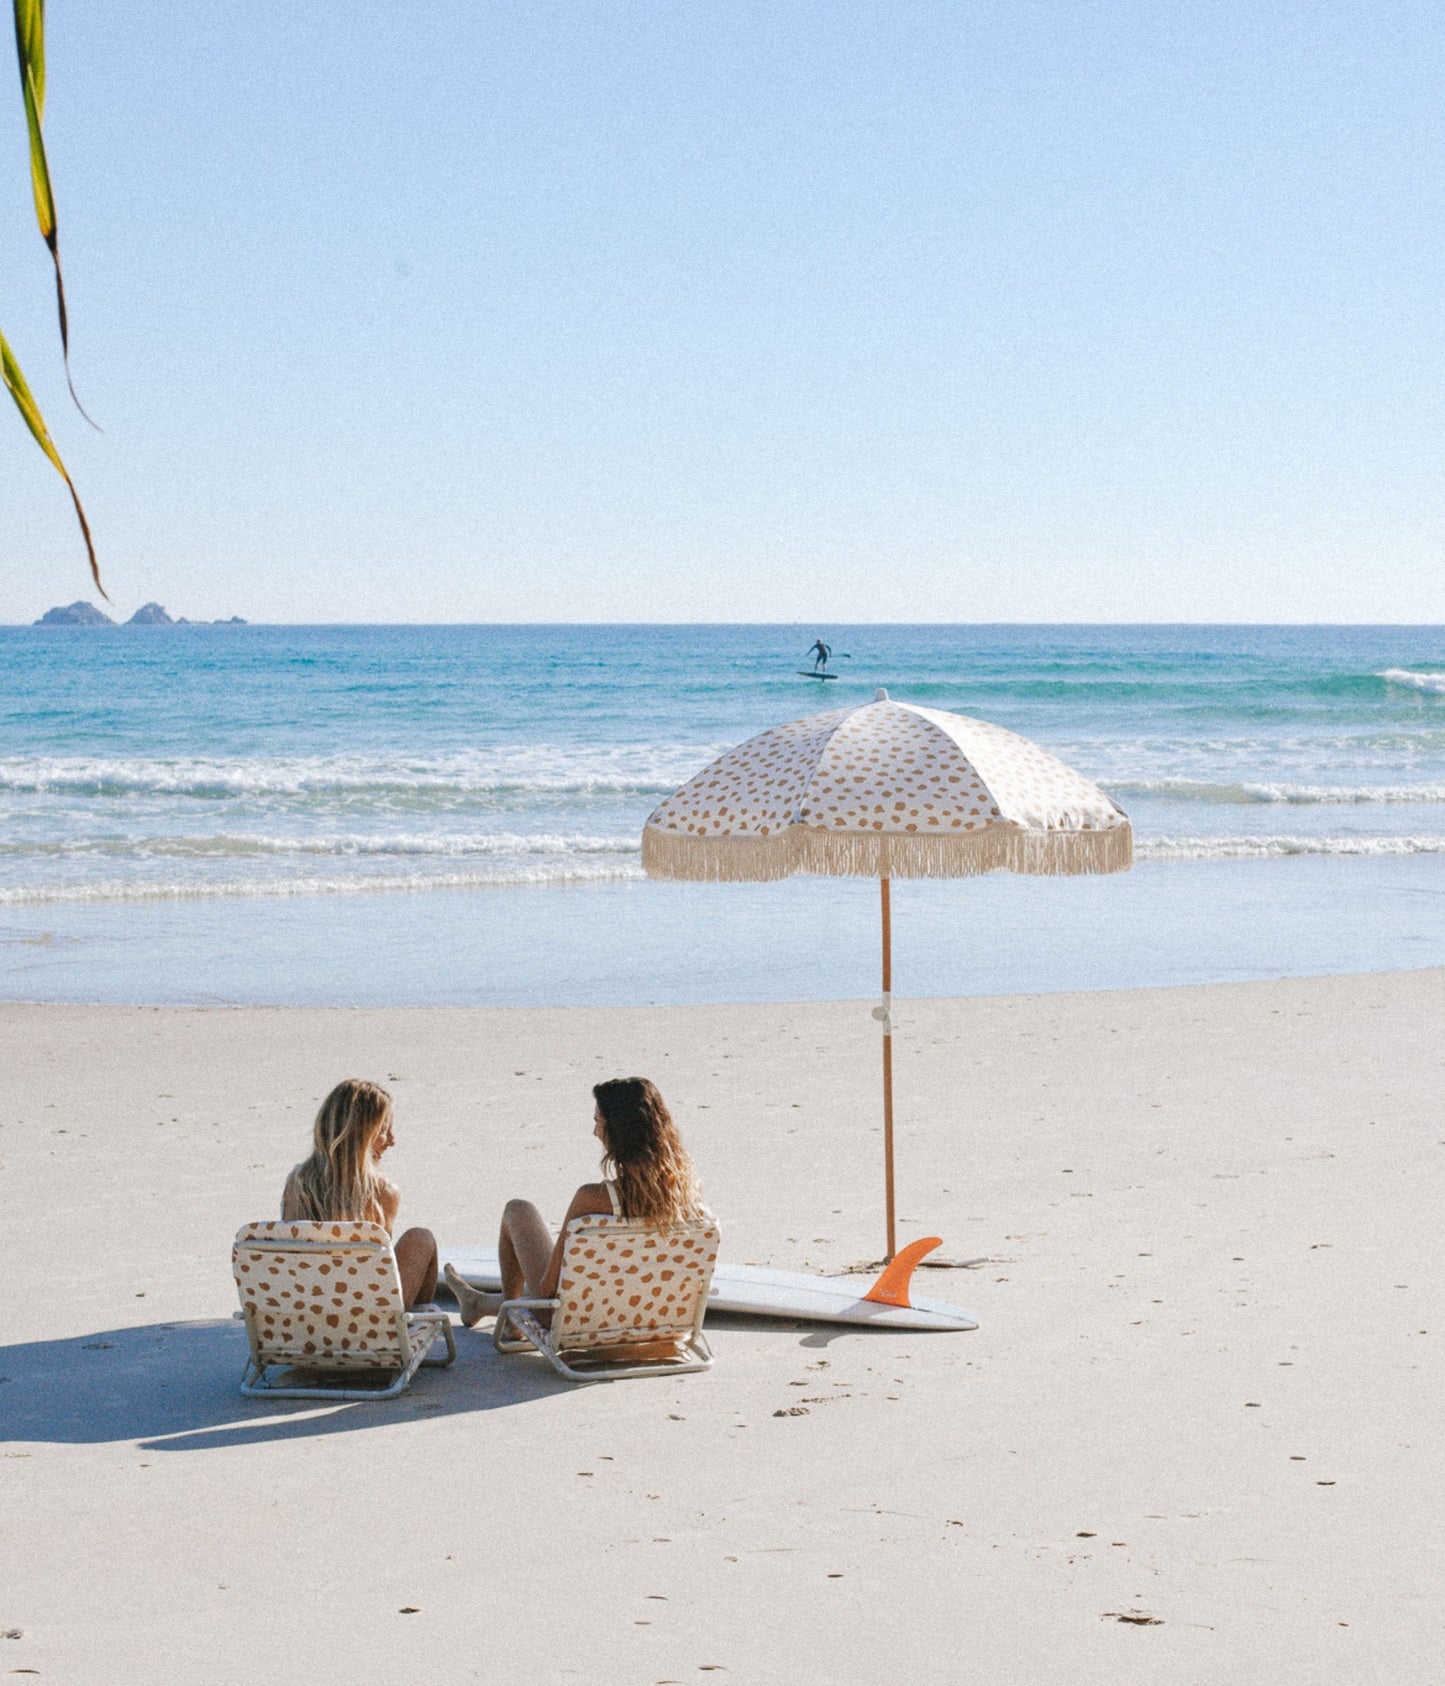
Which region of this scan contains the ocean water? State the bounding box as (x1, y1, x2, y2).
(4, 623, 1445, 1005)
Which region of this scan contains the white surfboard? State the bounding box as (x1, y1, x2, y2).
(438, 1235, 977, 1333)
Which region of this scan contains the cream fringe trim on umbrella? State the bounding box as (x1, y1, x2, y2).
(642, 821, 1133, 883)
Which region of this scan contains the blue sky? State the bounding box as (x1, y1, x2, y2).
(3, 2, 1443, 622)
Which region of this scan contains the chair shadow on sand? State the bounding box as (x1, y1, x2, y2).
(0, 1317, 576, 1453)
(0, 1308, 874, 1455)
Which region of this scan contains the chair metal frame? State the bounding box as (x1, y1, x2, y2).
(232, 1227, 456, 1401)
(493, 1213, 718, 1383)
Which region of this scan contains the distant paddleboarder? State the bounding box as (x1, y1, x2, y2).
(808, 638, 832, 673)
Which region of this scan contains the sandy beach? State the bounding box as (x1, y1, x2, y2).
(3, 971, 1442, 1683)
(9, 0, 1444, 1676)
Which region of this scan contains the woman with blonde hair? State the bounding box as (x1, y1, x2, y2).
(444, 1075, 702, 1327)
(282, 1078, 439, 1309)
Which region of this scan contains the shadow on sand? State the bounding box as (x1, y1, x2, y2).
(0, 1317, 574, 1452)
(0, 1311, 880, 1453)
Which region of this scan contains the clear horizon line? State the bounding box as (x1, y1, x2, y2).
(9, 618, 1445, 630)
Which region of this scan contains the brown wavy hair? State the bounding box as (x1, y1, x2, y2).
(594, 1077, 701, 1225)
(288, 1079, 393, 1223)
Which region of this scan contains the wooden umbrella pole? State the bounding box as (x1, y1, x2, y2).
(880, 870, 895, 1261)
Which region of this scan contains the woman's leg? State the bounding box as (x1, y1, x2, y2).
(441, 1199, 553, 1328)
(440, 1265, 499, 1328)
(498, 1198, 554, 1299)
(394, 1226, 438, 1309)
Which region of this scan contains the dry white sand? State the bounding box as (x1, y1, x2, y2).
(2, 972, 1443, 1684)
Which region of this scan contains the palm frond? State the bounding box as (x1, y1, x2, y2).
(1, 327, 103, 595)
(13, 0, 96, 426)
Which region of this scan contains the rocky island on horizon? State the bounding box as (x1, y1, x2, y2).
(33, 601, 248, 627)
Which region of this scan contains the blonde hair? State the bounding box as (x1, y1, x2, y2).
(288, 1079, 393, 1222)
(593, 1077, 701, 1226)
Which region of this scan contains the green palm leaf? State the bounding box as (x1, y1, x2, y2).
(13, 0, 95, 425)
(1, 327, 103, 595)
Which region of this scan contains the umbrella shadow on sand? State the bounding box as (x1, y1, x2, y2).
(0, 1318, 573, 1452)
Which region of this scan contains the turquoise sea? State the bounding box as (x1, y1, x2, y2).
(3, 623, 1445, 1005)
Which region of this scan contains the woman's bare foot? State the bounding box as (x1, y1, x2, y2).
(443, 1262, 499, 1328)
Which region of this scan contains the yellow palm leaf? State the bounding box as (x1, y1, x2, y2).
(1, 328, 103, 595)
(12, 0, 95, 425)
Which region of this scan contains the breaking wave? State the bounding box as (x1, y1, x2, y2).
(1380, 668, 1445, 696)
(1114, 778, 1445, 805)
(0, 747, 724, 802)
(0, 831, 640, 860)
(1137, 834, 1445, 861)
(0, 859, 647, 905)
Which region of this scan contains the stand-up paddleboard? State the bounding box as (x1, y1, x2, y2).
(798, 670, 839, 679)
(438, 1235, 977, 1332)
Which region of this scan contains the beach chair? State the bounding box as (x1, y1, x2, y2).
(494, 1213, 720, 1382)
(232, 1220, 456, 1400)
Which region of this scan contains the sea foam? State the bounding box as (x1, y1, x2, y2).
(1379, 668, 1445, 695)
(0, 858, 648, 904)
(1113, 778, 1445, 805)
(1137, 834, 1445, 861)
(0, 831, 640, 860)
(0, 746, 725, 801)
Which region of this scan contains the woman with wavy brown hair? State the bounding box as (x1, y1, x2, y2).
(444, 1076, 702, 1327)
(282, 1078, 439, 1309)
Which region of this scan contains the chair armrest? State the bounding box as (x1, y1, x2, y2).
(493, 1296, 561, 1353)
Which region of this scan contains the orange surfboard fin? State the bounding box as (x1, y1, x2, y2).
(862, 1236, 943, 1308)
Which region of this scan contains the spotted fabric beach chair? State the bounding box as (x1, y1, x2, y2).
(494, 1213, 720, 1382)
(232, 1220, 456, 1400)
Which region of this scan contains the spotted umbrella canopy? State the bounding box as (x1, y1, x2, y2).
(643, 689, 1132, 881)
(642, 689, 1132, 1262)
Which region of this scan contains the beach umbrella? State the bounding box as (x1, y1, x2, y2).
(642, 688, 1132, 1258)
